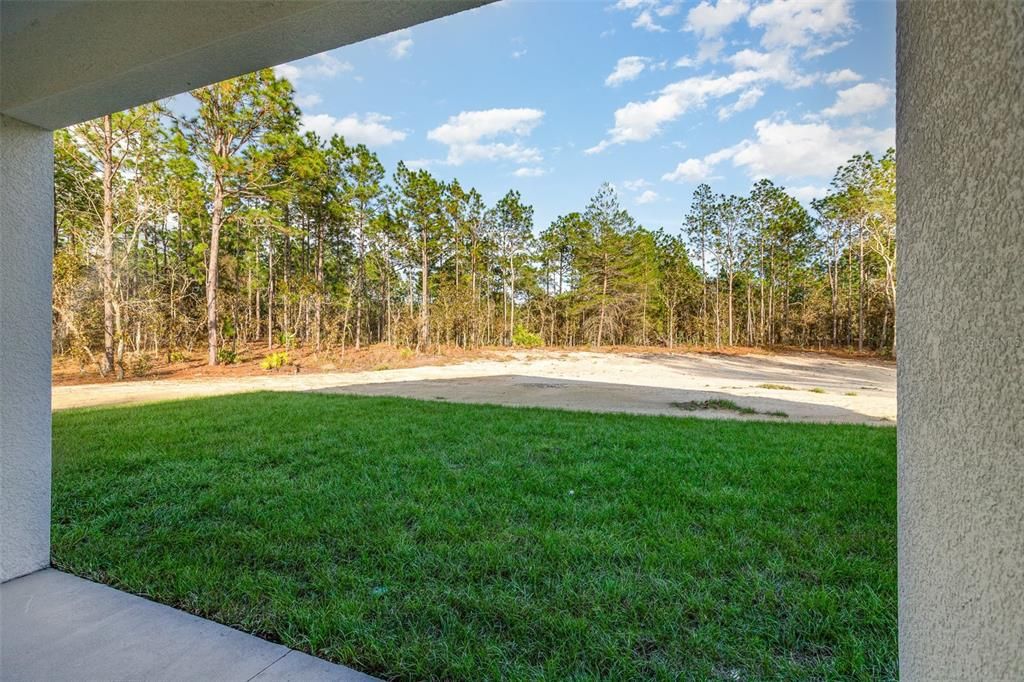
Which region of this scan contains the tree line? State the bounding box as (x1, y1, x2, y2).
(52, 69, 896, 376)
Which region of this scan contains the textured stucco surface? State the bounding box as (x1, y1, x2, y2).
(1, 0, 487, 130)
(897, 2, 1024, 678)
(0, 116, 53, 581)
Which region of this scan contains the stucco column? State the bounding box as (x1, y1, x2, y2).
(0, 115, 53, 582)
(897, 2, 1023, 679)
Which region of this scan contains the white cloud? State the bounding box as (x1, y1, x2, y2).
(511, 49, 527, 59)
(726, 48, 815, 87)
(724, 117, 894, 178)
(636, 189, 659, 204)
(804, 39, 850, 58)
(686, 0, 750, 38)
(295, 93, 323, 109)
(821, 82, 892, 117)
(273, 53, 352, 81)
(665, 118, 892, 185)
(404, 158, 434, 170)
(615, 0, 655, 9)
(662, 142, 744, 183)
(380, 29, 413, 60)
(391, 38, 413, 59)
(824, 68, 862, 85)
(788, 184, 828, 203)
(748, 0, 854, 51)
(427, 108, 545, 166)
(605, 56, 651, 87)
(301, 113, 407, 147)
(429, 108, 543, 145)
(717, 87, 763, 120)
(588, 49, 813, 152)
(308, 54, 350, 78)
(623, 178, 651, 191)
(672, 40, 727, 71)
(704, 144, 745, 165)
(587, 73, 753, 152)
(513, 166, 547, 177)
(662, 157, 716, 182)
(443, 142, 542, 166)
(633, 10, 667, 32)
(273, 63, 302, 81)
(613, 0, 676, 33)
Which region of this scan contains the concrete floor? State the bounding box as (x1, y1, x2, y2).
(1, 569, 376, 681)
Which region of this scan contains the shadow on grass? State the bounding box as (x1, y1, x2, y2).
(626, 351, 895, 392)
(311, 373, 887, 424)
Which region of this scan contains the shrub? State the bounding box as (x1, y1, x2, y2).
(276, 331, 297, 350)
(169, 350, 189, 363)
(260, 351, 290, 370)
(512, 326, 543, 349)
(128, 353, 154, 377)
(217, 348, 239, 365)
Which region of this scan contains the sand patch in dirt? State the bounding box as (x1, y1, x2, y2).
(53, 350, 896, 425)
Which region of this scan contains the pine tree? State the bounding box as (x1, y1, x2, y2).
(176, 69, 298, 365)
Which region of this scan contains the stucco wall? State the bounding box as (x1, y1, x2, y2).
(0, 115, 53, 582)
(897, 2, 1024, 678)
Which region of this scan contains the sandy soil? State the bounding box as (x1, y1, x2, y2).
(52, 350, 896, 425)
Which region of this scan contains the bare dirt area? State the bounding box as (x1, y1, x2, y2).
(52, 349, 896, 425)
(50, 343, 479, 386)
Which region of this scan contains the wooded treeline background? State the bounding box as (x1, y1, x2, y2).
(52, 70, 895, 375)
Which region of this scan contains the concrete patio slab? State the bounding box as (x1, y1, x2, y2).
(252, 650, 368, 681)
(0, 569, 376, 681)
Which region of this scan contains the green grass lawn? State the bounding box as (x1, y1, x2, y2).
(52, 393, 896, 681)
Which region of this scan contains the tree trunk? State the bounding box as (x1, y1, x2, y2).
(829, 236, 839, 346)
(759, 240, 766, 346)
(858, 218, 866, 352)
(700, 234, 708, 345)
(314, 220, 324, 351)
(641, 282, 648, 345)
(267, 232, 275, 350)
(596, 262, 608, 348)
(509, 255, 516, 342)
(747, 286, 754, 346)
(385, 274, 393, 346)
(727, 272, 734, 346)
(846, 237, 854, 347)
(714, 277, 721, 347)
(246, 261, 253, 343)
(419, 233, 429, 351)
(206, 157, 224, 366)
(101, 115, 117, 376)
(355, 212, 366, 350)
(768, 246, 776, 345)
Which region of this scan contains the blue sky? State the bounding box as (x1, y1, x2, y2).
(275, 0, 895, 234)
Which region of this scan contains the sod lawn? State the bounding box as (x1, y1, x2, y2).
(52, 392, 896, 680)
